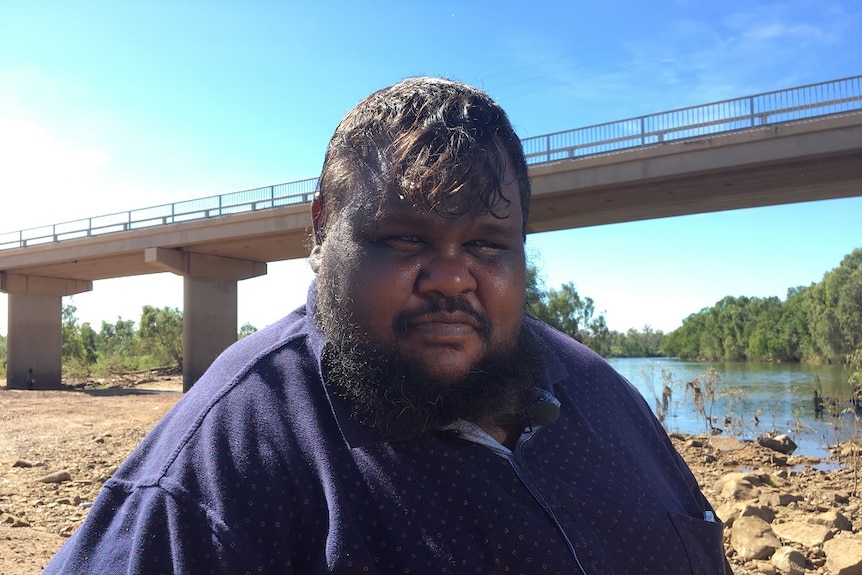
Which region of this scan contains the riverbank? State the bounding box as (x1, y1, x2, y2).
(1, 378, 860, 574)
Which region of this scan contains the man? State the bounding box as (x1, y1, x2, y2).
(45, 77, 727, 574)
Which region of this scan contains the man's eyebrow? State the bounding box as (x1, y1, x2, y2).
(473, 218, 522, 237)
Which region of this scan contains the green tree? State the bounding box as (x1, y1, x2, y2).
(533, 282, 591, 340)
(62, 302, 85, 361)
(79, 322, 98, 364)
(586, 314, 612, 357)
(614, 325, 665, 358)
(137, 306, 183, 367)
(0, 333, 7, 379)
(239, 322, 258, 339)
(524, 261, 546, 316)
(808, 249, 862, 363)
(99, 318, 138, 362)
(662, 311, 706, 359)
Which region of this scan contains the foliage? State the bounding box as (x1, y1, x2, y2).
(527, 277, 610, 354)
(525, 264, 663, 358)
(138, 306, 184, 367)
(662, 248, 862, 367)
(0, 333, 6, 379)
(849, 347, 862, 402)
(47, 248, 862, 376)
(239, 322, 258, 339)
(60, 303, 186, 376)
(611, 325, 665, 358)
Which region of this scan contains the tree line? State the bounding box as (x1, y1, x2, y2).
(525, 264, 665, 358)
(1, 248, 858, 380)
(661, 248, 862, 365)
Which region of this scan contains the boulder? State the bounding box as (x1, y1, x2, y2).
(713, 471, 763, 501)
(758, 434, 798, 455)
(772, 520, 833, 549)
(709, 436, 747, 452)
(731, 515, 781, 561)
(715, 502, 775, 527)
(752, 559, 778, 574)
(759, 491, 803, 508)
(771, 546, 807, 575)
(824, 535, 862, 575)
(811, 510, 853, 532)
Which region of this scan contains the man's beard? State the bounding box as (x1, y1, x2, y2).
(314, 279, 543, 440)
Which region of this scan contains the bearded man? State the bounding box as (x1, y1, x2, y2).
(45, 77, 728, 574)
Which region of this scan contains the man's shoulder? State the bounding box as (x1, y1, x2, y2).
(184, 305, 319, 404)
(213, 306, 313, 368)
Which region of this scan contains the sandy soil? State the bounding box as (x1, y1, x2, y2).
(1, 376, 860, 574)
(0, 377, 183, 574)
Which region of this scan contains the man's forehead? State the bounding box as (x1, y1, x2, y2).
(348, 180, 522, 227)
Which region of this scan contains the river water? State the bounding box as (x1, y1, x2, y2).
(606, 357, 856, 458)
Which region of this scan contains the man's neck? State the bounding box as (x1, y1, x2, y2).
(478, 418, 523, 450)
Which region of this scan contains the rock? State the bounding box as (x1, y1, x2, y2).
(752, 559, 779, 574)
(788, 455, 821, 466)
(716, 502, 775, 527)
(730, 515, 781, 561)
(11, 460, 33, 468)
(759, 491, 803, 508)
(758, 434, 798, 455)
(709, 436, 747, 452)
(0, 512, 30, 527)
(38, 471, 72, 484)
(772, 520, 833, 549)
(771, 546, 807, 575)
(713, 471, 763, 500)
(810, 510, 853, 532)
(824, 535, 862, 575)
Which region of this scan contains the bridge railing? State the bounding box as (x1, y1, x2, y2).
(521, 74, 862, 163)
(0, 177, 319, 250)
(2, 75, 860, 251)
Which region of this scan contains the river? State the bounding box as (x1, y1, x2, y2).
(606, 357, 856, 458)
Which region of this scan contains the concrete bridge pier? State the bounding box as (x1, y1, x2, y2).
(144, 248, 267, 391)
(1, 273, 93, 389)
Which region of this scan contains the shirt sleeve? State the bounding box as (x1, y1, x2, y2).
(43, 481, 259, 575)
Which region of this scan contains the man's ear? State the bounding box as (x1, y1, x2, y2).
(309, 197, 324, 273)
(311, 196, 324, 244)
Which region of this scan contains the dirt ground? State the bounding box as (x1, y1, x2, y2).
(1, 376, 860, 574)
(0, 376, 184, 574)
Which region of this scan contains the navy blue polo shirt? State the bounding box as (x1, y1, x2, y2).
(45, 290, 726, 574)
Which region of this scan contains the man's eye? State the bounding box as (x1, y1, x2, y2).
(386, 236, 424, 249)
(468, 240, 507, 255)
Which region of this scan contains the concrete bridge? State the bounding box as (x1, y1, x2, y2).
(3, 75, 861, 390)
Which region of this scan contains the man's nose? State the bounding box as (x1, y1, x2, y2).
(416, 248, 477, 297)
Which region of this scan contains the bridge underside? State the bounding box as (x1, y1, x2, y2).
(528, 151, 861, 232)
(527, 113, 862, 233)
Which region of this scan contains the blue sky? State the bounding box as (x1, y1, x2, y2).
(1, 0, 860, 336)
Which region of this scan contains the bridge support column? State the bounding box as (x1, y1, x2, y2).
(1, 273, 92, 389)
(145, 248, 266, 391)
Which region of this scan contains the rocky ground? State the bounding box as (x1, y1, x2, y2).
(1, 376, 861, 574)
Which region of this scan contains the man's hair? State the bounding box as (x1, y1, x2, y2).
(314, 77, 531, 242)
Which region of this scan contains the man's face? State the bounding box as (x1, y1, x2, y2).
(315, 163, 527, 388)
